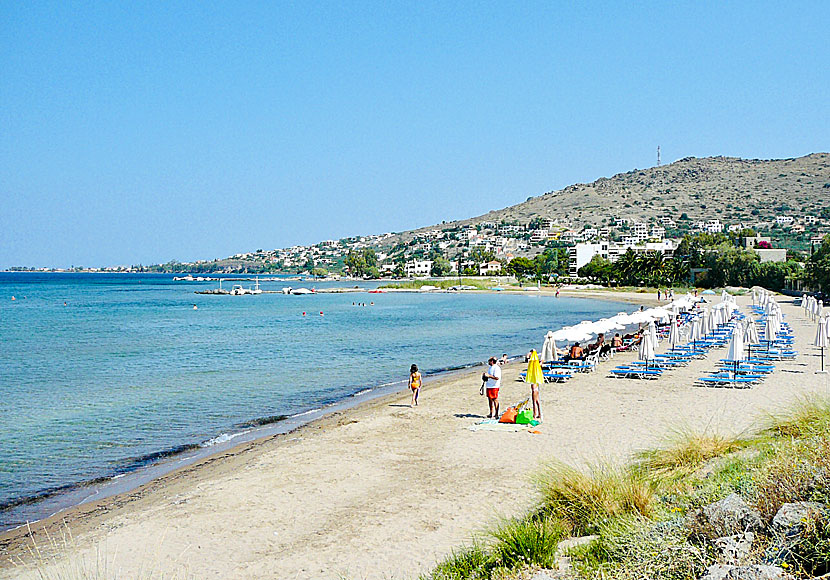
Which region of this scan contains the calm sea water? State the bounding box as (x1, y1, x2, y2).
(0, 273, 625, 528)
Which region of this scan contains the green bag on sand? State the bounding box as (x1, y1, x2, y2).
(516, 409, 533, 424)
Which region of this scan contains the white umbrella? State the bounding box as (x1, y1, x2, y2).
(541, 331, 557, 362)
(707, 309, 718, 334)
(669, 318, 681, 347)
(638, 330, 656, 369)
(648, 320, 659, 347)
(744, 319, 759, 344)
(815, 318, 828, 374)
(726, 327, 745, 363)
(689, 317, 702, 345)
(764, 315, 776, 348)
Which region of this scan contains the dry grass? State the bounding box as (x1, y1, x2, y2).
(764, 394, 830, 439)
(752, 435, 830, 521)
(535, 462, 655, 534)
(636, 430, 745, 478)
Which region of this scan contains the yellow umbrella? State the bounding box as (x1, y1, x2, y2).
(526, 349, 544, 385)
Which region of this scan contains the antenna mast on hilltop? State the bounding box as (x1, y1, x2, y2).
(657, 145, 661, 166)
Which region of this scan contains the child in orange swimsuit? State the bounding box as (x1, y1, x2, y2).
(409, 364, 421, 407)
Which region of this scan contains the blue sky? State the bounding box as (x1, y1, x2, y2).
(1, 1, 828, 268)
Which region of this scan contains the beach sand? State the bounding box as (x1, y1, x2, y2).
(2, 292, 829, 579)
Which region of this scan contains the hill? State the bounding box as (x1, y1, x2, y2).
(395, 152, 830, 243)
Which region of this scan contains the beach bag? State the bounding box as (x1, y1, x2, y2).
(499, 407, 517, 423)
(515, 409, 534, 424)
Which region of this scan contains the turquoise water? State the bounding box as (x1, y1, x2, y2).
(0, 273, 625, 528)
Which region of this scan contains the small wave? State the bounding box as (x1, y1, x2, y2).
(200, 432, 249, 447)
(235, 414, 289, 429)
(352, 388, 372, 396)
(290, 408, 320, 418)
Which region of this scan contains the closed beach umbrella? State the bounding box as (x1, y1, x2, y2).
(689, 317, 702, 345)
(648, 320, 659, 346)
(726, 327, 745, 363)
(526, 350, 545, 384)
(669, 318, 680, 347)
(638, 330, 655, 370)
(541, 332, 556, 362)
(814, 319, 828, 374)
(708, 309, 718, 334)
(744, 319, 759, 345)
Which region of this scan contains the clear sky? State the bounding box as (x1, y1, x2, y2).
(2, 1, 828, 268)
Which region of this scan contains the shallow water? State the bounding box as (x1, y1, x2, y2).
(0, 273, 626, 528)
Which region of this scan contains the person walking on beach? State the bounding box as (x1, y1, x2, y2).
(482, 356, 501, 418)
(409, 364, 422, 407)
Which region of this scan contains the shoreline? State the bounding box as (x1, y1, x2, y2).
(0, 288, 653, 534)
(2, 288, 715, 578)
(0, 359, 491, 535)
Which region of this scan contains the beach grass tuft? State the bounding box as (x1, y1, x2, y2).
(635, 429, 746, 478)
(488, 514, 566, 570)
(764, 393, 830, 439)
(534, 461, 655, 534)
(420, 544, 491, 580)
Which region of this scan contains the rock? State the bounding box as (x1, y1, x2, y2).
(701, 564, 733, 580)
(772, 502, 825, 538)
(699, 564, 795, 580)
(702, 494, 763, 536)
(556, 535, 598, 552)
(765, 502, 825, 565)
(714, 532, 755, 565)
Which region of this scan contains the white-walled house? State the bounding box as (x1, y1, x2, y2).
(404, 260, 433, 277)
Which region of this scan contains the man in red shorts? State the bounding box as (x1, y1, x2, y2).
(482, 356, 502, 419)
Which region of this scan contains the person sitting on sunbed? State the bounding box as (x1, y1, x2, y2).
(564, 342, 585, 362)
(611, 333, 623, 348)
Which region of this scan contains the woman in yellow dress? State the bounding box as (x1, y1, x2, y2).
(526, 350, 544, 421)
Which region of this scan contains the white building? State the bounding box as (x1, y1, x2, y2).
(705, 219, 723, 233)
(499, 225, 524, 236)
(632, 222, 649, 242)
(530, 229, 549, 242)
(540, 218, 555, 230)
(479, 261, 503, 275)
(583, 228, 599, 239)
(776, 216, 794, 225)
(404, 260, 433, 277)
(569, 239, 677, 277)
(804, 216, 818, 225)
(650, 226, 665, 240)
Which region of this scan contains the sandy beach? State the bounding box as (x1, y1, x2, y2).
(2, 291, 829, 580)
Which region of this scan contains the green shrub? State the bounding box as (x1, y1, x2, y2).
(423, 544, 491, 580)
(787, 509, 830, 576)
(752, 436, 830, 521)
(575, 516, 709, 580)
(489, 515, 566, 569)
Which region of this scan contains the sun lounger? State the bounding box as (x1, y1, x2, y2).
(610, 368, 662, 379)
(696, 376, 758, 388)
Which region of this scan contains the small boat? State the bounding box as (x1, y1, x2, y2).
(230, 285, 252, 296)
(368, 289, 386, 294)
(251, 277, 263, 295)
(290, 287, 314, 295)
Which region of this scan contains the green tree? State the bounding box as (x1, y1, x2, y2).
(806, 234, 830, 292)
(505, 257, 535, 279)
(344, 249, 379, 278)
(431, 256, 452, 277)
(578, 255, 614, 284)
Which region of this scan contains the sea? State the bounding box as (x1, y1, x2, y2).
(0, 273, 628, 531)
